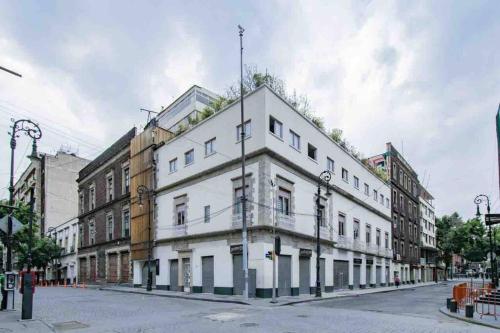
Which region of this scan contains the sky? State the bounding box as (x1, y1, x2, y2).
(0, 0, 499, 219)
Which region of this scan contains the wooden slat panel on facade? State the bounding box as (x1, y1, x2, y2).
(130, 125, 173, 261)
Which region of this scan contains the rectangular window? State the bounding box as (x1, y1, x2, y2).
(205, 138, 216, 156)
(123, 166, 130, 194)
(236, 120, 251, 140)
(184, 149, 194, 166)
(106, 213, 114, 241)
(400, 195, 404, 210)
(106, 172, 114, 202)
(392, 162, 397, 180)
(71, 232, 76, 252)
(319, 204, 326, 227)
(394, 240, 398, 254)
(373, 190, 378, 202)
(399, 170, 403, 185)
(204, 205, 210, 223)
(234, 187, 248, 215)
(353, 219, 360, 239)
(122, 208, 130, 238)
(342, 168, 349, 182)
(327, 157, 335, 173)
(400, 218, 405, 234)
(366, 224, 371, 244)
(89, 219, 95, 245)
(89, 184, 95, 211)
(307, 143, 317, 160)
(277, 188, 291, 216)
(364, 183, 369, 196)
(338, 214, 345, 236)
(385, 232, 389, 249)
(414, 225, 418, 241)
(393, 190, 397, 207)
(79, 225, 83, 248)
(380, 194, 384, 205)
(386, 198, 390, 208)
(269, 116, 283, 138)
(79, 191, 84, 214)
(289, 130, 301, 150)
(176, 203, 186, 225)
(376, 229, 381, 247)
(169, 158, 177, 173)
(353, 176, 359, 189)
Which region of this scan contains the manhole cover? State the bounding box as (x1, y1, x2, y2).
(297, 314, 308, 318)
(204, 312, 244, 322)
(240, 323, 259, 327)
(52, 321, 89, 331)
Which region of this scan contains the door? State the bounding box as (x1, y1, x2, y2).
(385, 266, 390, 285)
(202, 256, 214, 293)
(182, 258, 191, 292)
(299, 257, 310, 294)
(120, 252, 130, 283)
(366, 265, 372, 286)
(320, 258, 326, 292)
(376, 266, 382, 286)
(334, 260, 349, 290)
(278, 255, 292, 296)
(90, 256, 97, 282)
(233, 255, 243, 295)
(108, 253, 118, 283)
(353, 265, 361, 289)
(170, 259, 178, 291)
(79, 258, 87, 283)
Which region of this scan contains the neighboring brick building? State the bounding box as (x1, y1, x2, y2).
(77, 128, 136, 284)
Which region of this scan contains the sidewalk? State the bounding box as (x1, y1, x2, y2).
(0, 310, 53, 333)
(439, 307, 500, 330)
(101, 281, 441, 307)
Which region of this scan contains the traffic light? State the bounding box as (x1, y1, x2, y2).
(275, 236, 281, 255)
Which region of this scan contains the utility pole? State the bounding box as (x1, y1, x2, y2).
(316, 171, 332, 297)
(475, 194, 498, 287)
(238, 24, 249, 300)
(270, 180, 277, 303)
(22, 187, 35, 320)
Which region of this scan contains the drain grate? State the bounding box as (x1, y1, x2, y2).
(297, 314, 308, 318)
(52, 321, 89, 331)
(240, 323, 259, 327)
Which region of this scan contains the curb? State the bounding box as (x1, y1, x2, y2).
(280, 282, 443, 306)
(439, 307, 500, 330)
(99, 287, 251, 306)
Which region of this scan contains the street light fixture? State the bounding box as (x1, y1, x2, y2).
(315, 170, 332, 297)
(137, 184, 154, 292)
(474, 194, 497, 287)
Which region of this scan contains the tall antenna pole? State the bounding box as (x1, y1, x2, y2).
(238, 24, 249, 300)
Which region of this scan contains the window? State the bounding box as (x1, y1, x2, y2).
(169, 158, 177, 173)
(385, 232, 389, 249)
(106, 213, 114, 241)
(79, 191, 84, 214)
(184, 149, 194, 166)
(414, 225, 418, 241)
(327, 157, 335, 173)
(393, 190, 397, 207)
(413, 183, 417, 196)
(393, 215, 398, 230)
(338, 214, 345, 236)
(236, 120, 251, 140)
(205, 138, 216, 156)
(392, 162, 397, 180)
(79, 225, 83, 248)
(122, 208, 130, 238)
(319, 204, 326, 227)
(380, 194, 384, 205)
(307, 143, 317, 160)
(235, 186, 248, 215)
(122, 166, 130, 194)
(277, 188, 291, 216)
(400, 218, 405, 234)
(399, 170, 403, 185)
(373, 190, 378, 202)
(401, 243, 405, 256)
(342, 168, 349, 182)
(176, 203, 186, 225)
(89, 219, 95, 245)
(376, 229, 381, 247)
(72, 232, 76, 252)
(399, 195, 404, 210)
(204, 205, 210, 223)
(353, 219, 360, 239)
(394, 240, 398, 254)
(353, 176, 359, 189)
(366, 225, 371, 244)
(364, 183, 369, 196)
(404, 174, 408, 190)
(289, 130, 301, 150)
(386, 198, 390, 208)
(269, 116, 283, 138)
(89, 184, 95, 211)
(106, 172, 114, 202)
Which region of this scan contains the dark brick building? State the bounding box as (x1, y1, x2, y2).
(77, 128, 136, 284)
(369, 143, 420, 284)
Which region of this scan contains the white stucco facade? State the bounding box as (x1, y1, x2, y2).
(143, 85, 393, 296)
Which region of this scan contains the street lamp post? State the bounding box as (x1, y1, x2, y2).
(137, 185, 154, 292)
(4, 119, 41, 311)
(475, 194, 497, 287)
(315, 170, 332, 297)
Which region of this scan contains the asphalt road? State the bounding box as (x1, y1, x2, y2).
(1, 283, 496, 333)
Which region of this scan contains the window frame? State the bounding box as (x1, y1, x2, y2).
(353, 176, 359, 189)
(338, 213, 345, 236)
(169, 158, 178, 173)
(184, 149, 194, 166)
(122, 207, 130, 238)
(106, 212, 114, 241)
(269, 116, 283, 139)
(307, 143, 317, 161)
(205, 137, 216, 156)
(342, 168, 349, 183)
(236, 120, 252, 141)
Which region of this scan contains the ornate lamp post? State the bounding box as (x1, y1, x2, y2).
(315, 170, 332, 297)
(3, 119, 41, 311)
(137, 185, 154, 292)
(475, 194, 497, 287)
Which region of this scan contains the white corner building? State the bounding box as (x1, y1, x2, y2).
(134, 85, 393, 297)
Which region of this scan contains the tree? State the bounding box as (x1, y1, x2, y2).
(0, 199, 62, 271)
(436, 212, 464, 279)
(459, 218, 488, 263)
